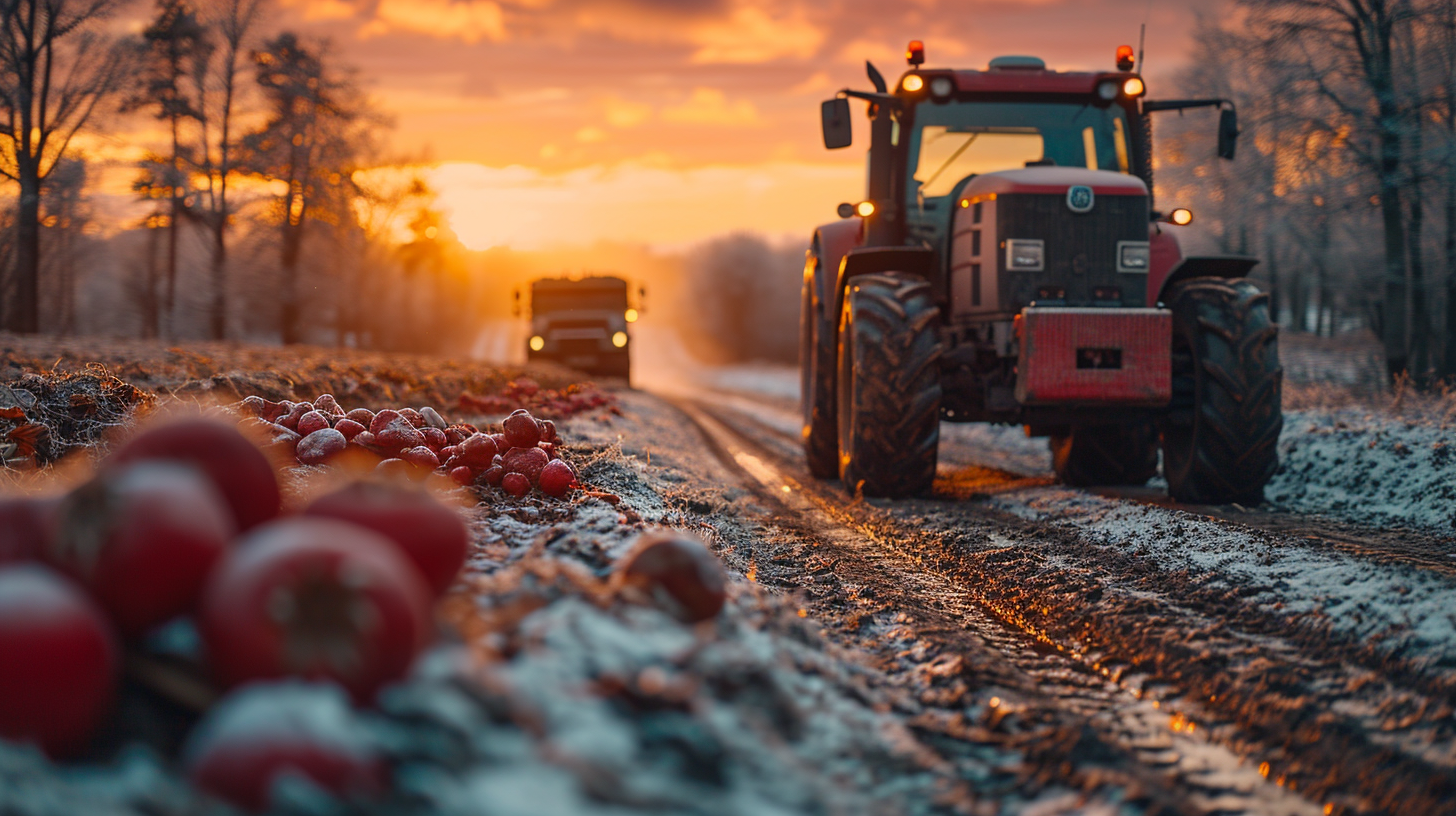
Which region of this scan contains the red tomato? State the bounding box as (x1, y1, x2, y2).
(301, 482, 468, 597)
(49, 462, 234, 638)
(109, 417, 282, 531)
(0, 564, 118, 757)
(199, 518, 432, 703)
(185, 681, 387, 812)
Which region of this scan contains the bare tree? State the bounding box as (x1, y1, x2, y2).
(0, 0, 128, 334)
(240, 32, 377, 344)
(196, 0, 262, 341)
(130, 0, 212, 338)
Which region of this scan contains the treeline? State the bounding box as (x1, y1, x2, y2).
(0, 0, 475, 351)
(1159, 0, 1456, 383)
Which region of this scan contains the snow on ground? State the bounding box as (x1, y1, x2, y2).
(984, 487, 1456, 672)
(1268, 408, 1456, 534)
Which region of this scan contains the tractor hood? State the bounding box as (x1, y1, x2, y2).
(959, 166, 1147, 200)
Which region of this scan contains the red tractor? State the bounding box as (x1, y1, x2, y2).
(802, 42, 1282, 503)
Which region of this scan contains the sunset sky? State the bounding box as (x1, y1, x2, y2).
(128, 0, 1227, 250)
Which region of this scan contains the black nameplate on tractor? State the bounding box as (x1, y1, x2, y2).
(1076, 347, 1122, 369)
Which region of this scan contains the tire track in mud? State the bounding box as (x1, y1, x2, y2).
(660, 392, 1456, 816)
(664, 396, 1323, 816)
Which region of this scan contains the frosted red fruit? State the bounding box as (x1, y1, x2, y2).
(185, 681, 388, 813)
(334, 419, 366, 441)
(313, 394, 343, 416)
(50, 462, 235, 638)
(538, 460, 575, 498)
(303, 481, 468, 596)
(420, 427, 448, 451)
(398, 408, 425, 429)
(502, 446, 549, 486)
(344, 408, 374, 427)
(481, 466, 505, 487)
(110, 417, 282, 532)
(297, 429, 348, 466)
(439, 446, 460, 462)
(279, 402, 313, 432)
(489, 433, 508, 453)
(0, 564, 118, 758)
(613, 533, 727, 624)
(241, 396, 287, 423)
(296, 411, 331, 438)
(538, 419, 558, 444)
(449, 466, 474, 486)
(454, 434, 498, 468)
(374, 418, 425, 454)
(198, 518, 432, 703)
(399, 446, 440, 470)
(368, 410, 401, 436)
(502, 411, 541, 449)
(501, 472, 530, 497)
(0, 496, 59, 564)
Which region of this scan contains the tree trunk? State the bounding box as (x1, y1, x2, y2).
(9, 170, 42, 334)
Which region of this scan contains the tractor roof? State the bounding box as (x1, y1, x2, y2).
(908, 59, 1134, 96)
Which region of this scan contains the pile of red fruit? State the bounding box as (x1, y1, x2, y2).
(0, 417, 468, 811)
(456, 377, 615, 419)
(237, 396, 580, 500)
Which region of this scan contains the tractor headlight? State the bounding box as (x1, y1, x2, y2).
(529, 335, 546, 351)
(1097, 80, 1119, 101)
(1006, 239, 1045, 272)
(929, 76, 954, 98)
(902, 74, 924, 93)
(611, 331, 629, 348)
(1117, 241, 1150, 273)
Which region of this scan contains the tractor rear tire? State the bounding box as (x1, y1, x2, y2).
(836, 273, 942, 498)
(1162, 277, 1282, 504)
(801, 273, 839, 478)
(1050, 423, 1158, 487)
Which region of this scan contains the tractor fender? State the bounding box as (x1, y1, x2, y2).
(1153, 255, 1260, 304)
(832, 246, 936, 324)
(808, 218, 864, 324)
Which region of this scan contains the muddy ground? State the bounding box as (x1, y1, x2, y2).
(1, 335, 1453, 816)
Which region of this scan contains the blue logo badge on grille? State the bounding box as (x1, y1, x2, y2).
(1067, 185, 1094, 213)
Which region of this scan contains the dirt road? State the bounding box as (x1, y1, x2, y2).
(634, 370, 1456, 816)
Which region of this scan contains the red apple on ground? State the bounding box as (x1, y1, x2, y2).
(613, 533, 727, 624)
(184, 681, 387, 813)
(302, 481, 468, 596)
(49, 462, 234, 637)
(109, 417, 282, 531)
(0, 563, 118, 757)
(199, 518, 432, 703)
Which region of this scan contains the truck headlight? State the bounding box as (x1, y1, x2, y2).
(611, 332, 628, 348)
(1006, 239, 1044, 272)
(1117, 241, 1150, 272)
(529, 336, 545, 351)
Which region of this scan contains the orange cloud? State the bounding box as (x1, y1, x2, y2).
(689, 4, 823, 63)
(661, 88, 760, 126)
(360, 0, 506, 42)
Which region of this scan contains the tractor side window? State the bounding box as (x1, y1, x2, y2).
(1082, 127, 1099, 171)
(1112, 117, 1130, 172)
(912, 126, 1044, 199)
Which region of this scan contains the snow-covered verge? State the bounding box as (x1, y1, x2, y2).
(1268, 406, 1456, 534)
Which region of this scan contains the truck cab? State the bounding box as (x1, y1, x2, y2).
(523, 276, 636, 380)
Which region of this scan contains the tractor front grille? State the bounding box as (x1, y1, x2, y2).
(997, 193, 1148, 309)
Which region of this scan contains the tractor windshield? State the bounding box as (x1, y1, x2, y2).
(906, 101, 1132, 204)
(531, 286, 627, 314)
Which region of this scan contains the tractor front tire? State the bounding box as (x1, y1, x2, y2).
(801, 273, 839, 478)
(836, 273, 942, 498)
(1051, 423, 1158, 487)
(1162, 277, 1282, 504)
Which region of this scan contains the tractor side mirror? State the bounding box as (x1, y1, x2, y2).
(837, 202, 856, 219)
(1217, 106, 1238, 160)
(822, 98, 852, 150)
(512, 288, 521, 317)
